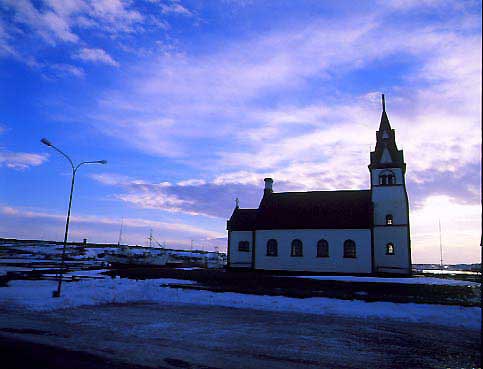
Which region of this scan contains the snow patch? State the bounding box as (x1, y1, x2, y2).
(282, 275, 480, 286)
(0, 278, 479, 329)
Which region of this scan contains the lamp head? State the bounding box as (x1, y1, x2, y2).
(98, 160, 107, 164)
(40, 138, 52, 147)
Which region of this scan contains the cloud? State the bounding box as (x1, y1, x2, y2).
(91, 172, 265, 218)
(83, 4, 480, 225)
(0, 205, 225, 243)
(50, 63, 85, 77)
(1, 0, 144, 45)
(2, 0, 80, 44)
(0, 0, 173, 70)
(74, 47, 119, 67)
(159, 1, 193, 16)
(0, 151, 48, 170)
(87, 5, 480, 187)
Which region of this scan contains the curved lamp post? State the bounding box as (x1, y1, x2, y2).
(41, 138, 107, 298)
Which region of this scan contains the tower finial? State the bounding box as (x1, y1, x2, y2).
(235, 197, 239, 208)
(382, 93, 386, 112)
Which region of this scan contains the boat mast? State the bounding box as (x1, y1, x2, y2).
(439, 219, 443, 270)
(148, 229, 153, 248)
(117, 218, 124, 247)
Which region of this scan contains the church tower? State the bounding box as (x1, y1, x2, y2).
(369, 95, 411, 274)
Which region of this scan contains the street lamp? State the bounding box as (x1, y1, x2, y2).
(41, 138, 107, 298)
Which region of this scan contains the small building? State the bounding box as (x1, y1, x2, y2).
(226, 95, 411, 274)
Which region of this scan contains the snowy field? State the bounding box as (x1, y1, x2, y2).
(1, 243, 481, 368)
(422, 269, 480, 275)
(0, 277, 479, 330)
(0, 277, 480, 369)
(282, 275, 480, 286)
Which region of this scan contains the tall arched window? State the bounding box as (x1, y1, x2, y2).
(386, 214, 393, 225)
(291, 239, 303, 257)
(379, 170, 395, 185)
(343, 239, 356, 258)
(317, 239, 329, 257)
(238, 241, 250, 252)
(386, 243, 395, 255)
(266, 239, 278, 256)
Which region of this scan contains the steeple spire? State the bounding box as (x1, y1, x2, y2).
(369, 93, 406, 171)
(235, 197, 239, 208)
(378, 94, 391, 132)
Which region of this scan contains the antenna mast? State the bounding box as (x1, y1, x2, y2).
(117, 218, 124, 246)
(439, 219, 443, 270)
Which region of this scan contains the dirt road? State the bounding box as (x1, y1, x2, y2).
(0, 303, 480, 369)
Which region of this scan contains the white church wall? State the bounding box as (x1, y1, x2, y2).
(255, 229, 372, 273)
(372, 185, 408, 226)
(373, 226, 410, 274)
(229, 230, 253, 267)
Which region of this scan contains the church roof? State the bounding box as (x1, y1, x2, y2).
(227, 190, 373, 231)
(227, 208, 258, 231)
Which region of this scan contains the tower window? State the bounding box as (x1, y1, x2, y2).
(386, 214, 393, 225)
(386, 243, 395, 255)
(266, 239, 278, 256)
(291, 239, 303, 257)
(317, 239, 329, 257)
(343, 239, 356, 258)
(238, 241, 250, 252)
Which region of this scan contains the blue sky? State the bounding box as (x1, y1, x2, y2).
(0, 0, 481, 263)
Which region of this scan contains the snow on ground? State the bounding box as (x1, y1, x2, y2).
(422, 269, 480, 275)
(0, 278, 479, 329)
(64, 269, 110, 277)
(281, 275, 480, 286)
(0, 266, 33, 276)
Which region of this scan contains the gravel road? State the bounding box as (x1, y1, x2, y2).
(0, 303, 480, 369)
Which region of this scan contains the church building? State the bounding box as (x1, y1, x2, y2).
(226, 95, 411, 275)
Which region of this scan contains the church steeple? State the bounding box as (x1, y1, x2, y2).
(378, 94, 392, 134)
(369, 94, 405, 172)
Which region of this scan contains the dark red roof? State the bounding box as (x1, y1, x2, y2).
(227, 190, 373, 230)
(227, 208, 258, 231)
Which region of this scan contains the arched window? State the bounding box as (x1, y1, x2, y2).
(317, 239, 329, 257)
(379, 170, 395, 185)
(238, 241, 250, 252)
(266, 239, 278, 256)
(343, 239, 356, 258)
(386, 214, 393, 225)
(291, 239, 303, 257)
(386, 243, 395, 255)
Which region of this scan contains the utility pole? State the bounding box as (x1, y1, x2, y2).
(40, 138, 106, 298)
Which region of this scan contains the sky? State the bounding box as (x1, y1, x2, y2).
(0, 0, 481, 264)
